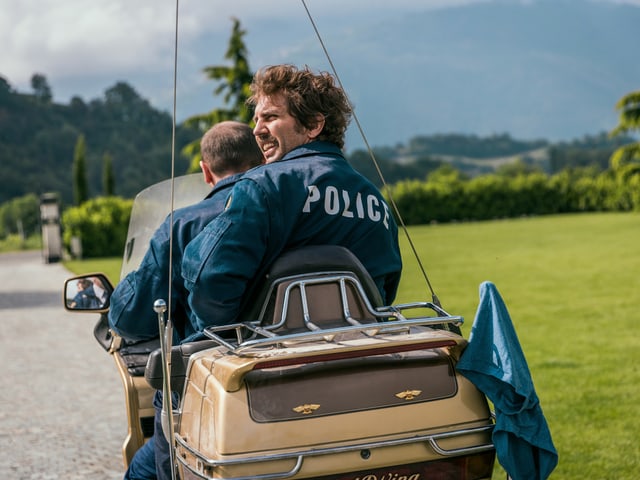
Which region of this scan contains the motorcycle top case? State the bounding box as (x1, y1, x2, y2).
(175, 326, 495, 480)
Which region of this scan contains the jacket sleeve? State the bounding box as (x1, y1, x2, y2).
(182, 180, 273, 332)
(108, 225, 173, 341)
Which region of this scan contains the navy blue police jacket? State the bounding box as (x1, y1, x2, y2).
(108, 174, 244, 342)
(182, 141, 402, 338)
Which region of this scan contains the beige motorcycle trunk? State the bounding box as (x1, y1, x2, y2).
(176, 332, 494, 480)
(164, 247, 496, 479)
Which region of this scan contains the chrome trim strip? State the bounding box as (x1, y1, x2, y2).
(428, 426, 495, 456)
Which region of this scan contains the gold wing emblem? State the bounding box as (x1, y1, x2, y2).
(293, 404, 321, 415)
(395, 389, 422, 401)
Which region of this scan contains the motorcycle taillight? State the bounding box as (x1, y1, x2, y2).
(314, 451, 496, 480)
(424, 451, 496, 480)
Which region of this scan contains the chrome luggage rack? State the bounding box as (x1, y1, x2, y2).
(202, 272, 464, 355)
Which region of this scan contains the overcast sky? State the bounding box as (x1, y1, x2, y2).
(2, 1, 466, 100)
(2, 0, 639, 123)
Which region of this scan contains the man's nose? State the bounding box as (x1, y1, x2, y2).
(253, 119, 265, 135)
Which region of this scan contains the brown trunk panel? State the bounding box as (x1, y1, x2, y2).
(246, 351, 457, 422)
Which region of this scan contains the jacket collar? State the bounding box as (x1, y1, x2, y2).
(204, 172, 244, 199)
(279, 141, 344, 162)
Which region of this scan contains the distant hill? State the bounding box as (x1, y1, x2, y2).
(0, 75, 632, 206)
(0, 79, 199, 205)
(348, 131, 631, 186)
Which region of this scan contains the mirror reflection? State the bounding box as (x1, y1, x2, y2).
(65, 274, 112, 310)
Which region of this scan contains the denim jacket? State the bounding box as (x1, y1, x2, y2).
(108, 174, 243, 342)
(182, 141, 402, 337)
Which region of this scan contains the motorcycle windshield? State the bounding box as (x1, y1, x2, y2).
(120, 174, 212, 280)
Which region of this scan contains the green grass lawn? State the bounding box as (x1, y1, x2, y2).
(65, 212, 640, 478)
(396, 212, 640, 479)
(64, 257, 122, 284)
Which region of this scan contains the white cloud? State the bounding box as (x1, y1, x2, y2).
(3, 1, 177, 83)
(1, 0, 487, 82)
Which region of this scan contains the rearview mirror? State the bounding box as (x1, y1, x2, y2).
(64, 273, 114, 312)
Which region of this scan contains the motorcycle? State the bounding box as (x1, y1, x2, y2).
(64, 173, 496, 479)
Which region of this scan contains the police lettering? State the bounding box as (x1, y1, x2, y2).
(302, 185, 390, 229)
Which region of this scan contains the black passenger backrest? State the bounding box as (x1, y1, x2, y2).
(239, 245, 383, 333)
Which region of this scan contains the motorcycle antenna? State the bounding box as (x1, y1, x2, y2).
(299, 0, 442, 308)
(159, 0, 180, 479)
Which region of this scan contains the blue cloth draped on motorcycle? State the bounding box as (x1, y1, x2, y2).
(456, 281, 558, 480)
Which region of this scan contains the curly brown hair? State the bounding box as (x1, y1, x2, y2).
(247, 65, 353, 149)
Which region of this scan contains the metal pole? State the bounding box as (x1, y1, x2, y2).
(155, 299, 177, 480)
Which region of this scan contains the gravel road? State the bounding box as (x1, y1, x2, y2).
(0, 251, 127, 480)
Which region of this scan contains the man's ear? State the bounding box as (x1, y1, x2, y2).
(200, 161, 215, 186)
(308, 114, 325, 140)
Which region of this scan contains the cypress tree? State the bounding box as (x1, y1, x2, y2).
(72, 135, 89, 205)
(102, 152, 115, 196)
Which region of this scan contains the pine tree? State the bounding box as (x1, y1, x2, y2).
(182, 17, 254, 173)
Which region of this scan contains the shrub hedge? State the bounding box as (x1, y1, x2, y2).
(389, 168, 639, 225)
(0, 193, 40, 238)
(51, 167, 639, 258)
(61, 196, 133, 258)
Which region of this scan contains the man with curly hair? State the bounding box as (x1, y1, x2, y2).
(182, 64, 402, 334)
